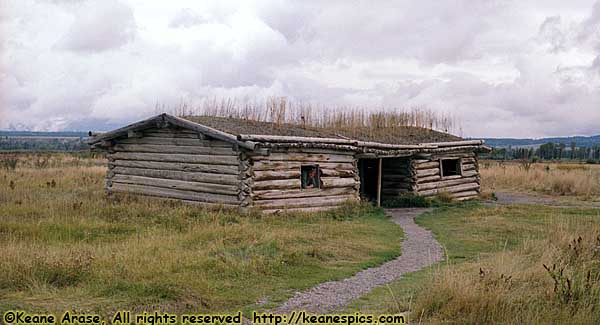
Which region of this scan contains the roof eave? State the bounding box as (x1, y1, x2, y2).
(87, 113, 256, 150)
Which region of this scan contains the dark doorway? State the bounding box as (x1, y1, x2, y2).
(358, 159, 380, 202)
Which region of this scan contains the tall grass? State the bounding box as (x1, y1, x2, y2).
(0, 154, 403, 314)
(346, 204, 600, 324)
(164, 97, 458, 134)
(413, 214, 600, 324)
(480, 161, 600, 199)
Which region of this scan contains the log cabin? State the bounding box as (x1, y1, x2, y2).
(88, 113, 491, 213)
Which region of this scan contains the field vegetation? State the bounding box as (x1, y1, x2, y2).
(348, 204, 600, 324)
(480, 160, 600, 200)
(2, 153, 599, 323)
(0, 153, 403, 314)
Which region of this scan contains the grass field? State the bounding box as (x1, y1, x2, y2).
(480, 160, 600, 200)
(2, 153, 599, 324)
(0, 154, 403, 314)
(347, 204, 600, 324)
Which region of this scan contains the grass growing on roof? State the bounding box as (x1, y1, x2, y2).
(0, 153, 403, 315)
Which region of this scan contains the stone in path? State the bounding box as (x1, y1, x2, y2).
(273, 208, 443, 314)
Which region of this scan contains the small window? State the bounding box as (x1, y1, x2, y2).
(301, 165, 321, 189)
(441, 158, 462, 177)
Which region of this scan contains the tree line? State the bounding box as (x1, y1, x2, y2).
(484, 142, 600, 163)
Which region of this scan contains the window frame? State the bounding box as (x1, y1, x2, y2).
(439, 158, 463, 178)
(300, 164, 321, 190)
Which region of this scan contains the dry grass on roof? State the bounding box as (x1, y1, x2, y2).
(176, 98, 462, 144)
(183, 116, 462, 144)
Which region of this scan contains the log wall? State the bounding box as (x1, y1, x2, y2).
(246, 149, 360, 213)
(104, 127, 242, 208)
(412, 152, 480, 201)
(381, 158, 414, 199)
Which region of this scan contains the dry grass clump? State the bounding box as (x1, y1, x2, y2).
(166, 97, 458, 134)
(0, 154, 402, 313)
(480, 161, 600, 199)
(412, 217, 600, 324)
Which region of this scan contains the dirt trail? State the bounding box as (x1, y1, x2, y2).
(273, 208, 443, 314)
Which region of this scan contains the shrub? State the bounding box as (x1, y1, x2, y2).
(383, 193, 432, 208)
(1, 156, 18, 171)
(435, 191, 454, 203)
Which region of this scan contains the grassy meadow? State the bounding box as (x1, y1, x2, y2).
(0, 153, 403, 314)
(348, 204, 600, 324)
(480, 160, 600, 201)
(1, 152, 599, 324)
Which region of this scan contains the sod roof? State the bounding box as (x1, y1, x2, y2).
(184, 116, 462, 145)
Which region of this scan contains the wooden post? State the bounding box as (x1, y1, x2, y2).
(377, 158, 382, 207)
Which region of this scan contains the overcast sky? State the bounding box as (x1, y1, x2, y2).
(1, 0, 600, 137)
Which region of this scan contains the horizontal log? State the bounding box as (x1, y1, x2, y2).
(252, 187, 356, 200)
(253, 152, 355, 163)
(416, 168, 440, 177)
(431, 152, 475, 159)
(254, 194, 356, 209)
(109, 152, 239, 165)
(254, 170, 301, 181)
(118, 137, 234, 147)
(238, 134, 357, 145)
(271, 147, 356, 156)
(425, 140, 484, 147)
(252, 161, 355, 171)
(253, 177, 357, 190)
(414, 161, 440, 170)
(322, 177, 358, 188)
(253, 168, 355, 181)
(112, 174, 239, 196)
(416, 176, 479, 191)
(357, 141, 437, 150)
(261, 206, 340, 214)
(462, 163, 477, 171)
(462, 157, 476, 164)
(452, 190, 480, 198)
(419, 182, 480, 197)
(381, 189, 411, 196)
(416, 175, 441, 183)
(462, 170, 478, 177)
(321, 168, 356, 178)
(110, 166, 239, 185)
(112, 144, 236, 155)
(110, 183, 239, 205)
(109, 160, 239, 175)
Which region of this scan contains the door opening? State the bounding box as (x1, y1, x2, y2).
(358, 158, 380, 203)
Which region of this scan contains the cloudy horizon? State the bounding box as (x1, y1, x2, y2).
(1, 0, 600, 138)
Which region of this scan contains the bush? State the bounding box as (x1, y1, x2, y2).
(383, 193, 432, 208)
(1, 156, 18, 171)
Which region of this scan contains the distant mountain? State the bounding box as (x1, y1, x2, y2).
(479, 135, 600, 148)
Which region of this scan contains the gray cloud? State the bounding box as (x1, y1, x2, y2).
(1, 0, 599, 137)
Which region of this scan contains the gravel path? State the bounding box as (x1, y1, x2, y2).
(273, 208, 443, 313)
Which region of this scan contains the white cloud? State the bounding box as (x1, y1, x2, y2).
(1, 0, 599, 137)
